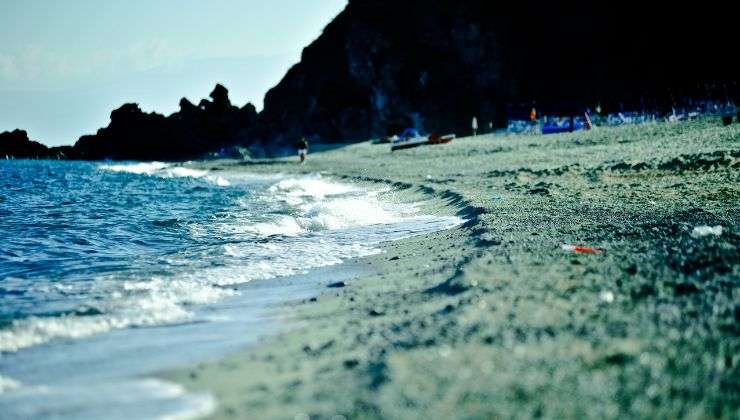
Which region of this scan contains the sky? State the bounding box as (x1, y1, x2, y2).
(0, 0, 348, 146)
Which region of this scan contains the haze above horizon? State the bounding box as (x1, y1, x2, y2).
(0, 0, 348, 146)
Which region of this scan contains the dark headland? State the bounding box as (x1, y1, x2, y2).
(1, 0, 738, 161)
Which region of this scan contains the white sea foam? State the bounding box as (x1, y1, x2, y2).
(131, 379, 216, 420)
(269, 176, 360, 199)
(161, 167, 209, 179)
(204, 240, 380, 285)
(99, 162, 170, 175)
(205, 176, 463, 285)
(98, 162, 230, 187)
(213, 176, 231, 187)
(245, 215, 305, 237)
(243, 175, 414, 235)
(0, 276, 234, 353)
(0, 378, 215, 420)
(298, 196, 404, 230)
(0, 375, 21, 394)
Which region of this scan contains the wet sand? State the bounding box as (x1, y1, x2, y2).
(167, 119, 739, 419)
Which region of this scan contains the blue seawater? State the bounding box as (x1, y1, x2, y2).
(0, 160, 461, 419)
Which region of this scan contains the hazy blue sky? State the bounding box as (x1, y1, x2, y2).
(0, 0, 347, 145)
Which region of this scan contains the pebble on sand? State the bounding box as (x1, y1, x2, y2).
(599, 291, 615, 303)
(691, 225, 723, 238)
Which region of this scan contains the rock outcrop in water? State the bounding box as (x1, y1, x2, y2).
(256, 0, 738, 145)
(0, 129, 62, 159)
(72, 84, 258, 161)
(3, 85, 258, 161)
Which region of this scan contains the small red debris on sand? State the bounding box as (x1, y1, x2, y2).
(427, 133, 456, 145)
(561, 244, 602, 254)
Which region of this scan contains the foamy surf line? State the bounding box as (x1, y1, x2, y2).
(98, 162, 231, 186)
(0, 376, 215, 420)
(242, 176, 418, 236)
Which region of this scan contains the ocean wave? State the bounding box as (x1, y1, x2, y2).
(0, 277, 233, 353)
(98, 162, 230, 186)
(98, 162, 170, 175)
(245, 215, 305, 237)
(206, 240, 379, 284)
(246, 176, 418, 235)
(137, 380, 216, 420)
(213, 176, 231, 187)
(158, 167, 209, 179)
(298, 196, 405, 230)
(268, 176, 360, 205)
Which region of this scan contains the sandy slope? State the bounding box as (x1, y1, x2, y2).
(168, 120, 739, 419)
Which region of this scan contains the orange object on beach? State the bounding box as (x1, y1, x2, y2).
(561, 244, 602, 254)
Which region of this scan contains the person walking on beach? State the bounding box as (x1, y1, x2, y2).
(296, 137, 309, 163)
(472, 117, 478, 137)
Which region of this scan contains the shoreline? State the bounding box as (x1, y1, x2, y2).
(167, 120, 739, 419)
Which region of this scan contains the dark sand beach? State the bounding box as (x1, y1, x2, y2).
(167, 120, 739, 418)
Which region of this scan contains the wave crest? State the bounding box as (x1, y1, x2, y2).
(98, 162, 230, 186)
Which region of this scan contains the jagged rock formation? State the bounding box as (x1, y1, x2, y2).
(72, 84, 258, 160)
(0, 129, 59, 159)
(257, 0, 738, 145)
(3, 85, 258, 161)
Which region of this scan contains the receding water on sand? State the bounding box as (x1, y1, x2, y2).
(0, 262, 371, 420)
(0, 160, 462, 419)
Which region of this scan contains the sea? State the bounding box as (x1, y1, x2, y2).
(0, 160, 462, 419)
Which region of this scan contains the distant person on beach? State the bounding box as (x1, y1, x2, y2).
(472, 117, 478, 136)
(297, 137, 309, 163)
(584, 111, 594, 130)
(530, 107, 537, 122)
